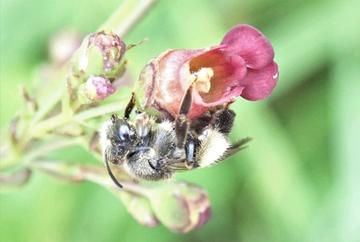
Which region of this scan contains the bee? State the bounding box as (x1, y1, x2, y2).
(100, 87, 251, 188)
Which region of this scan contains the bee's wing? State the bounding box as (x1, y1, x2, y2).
(218, 137, 252, 162)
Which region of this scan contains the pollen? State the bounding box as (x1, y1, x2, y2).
(190, 67, 214, 93)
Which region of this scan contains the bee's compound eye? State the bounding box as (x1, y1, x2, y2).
(119, 124, 135, 141)
(119, 124, 130, 140)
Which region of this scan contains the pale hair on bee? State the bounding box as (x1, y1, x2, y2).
(100, 87, 251, 188)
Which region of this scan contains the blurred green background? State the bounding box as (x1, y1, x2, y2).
(1, 0, 359, 242)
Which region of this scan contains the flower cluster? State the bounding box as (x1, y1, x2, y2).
(72, 31, 127, 104)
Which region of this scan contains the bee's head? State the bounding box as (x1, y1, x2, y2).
(107, 114, 137, 157)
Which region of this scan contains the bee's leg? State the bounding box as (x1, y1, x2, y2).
(210, 107, 236, 134)
(124, 92, 136, 119)
(175, 86, 199, 169)
(175, 86, 193, 149)
(185, 138, 199, 168)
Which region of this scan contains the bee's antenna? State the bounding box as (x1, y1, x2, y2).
(104, 156, 123, 189)
(124, 92, 136, 119)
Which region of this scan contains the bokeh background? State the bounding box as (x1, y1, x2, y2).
(1, 0, 359, 242)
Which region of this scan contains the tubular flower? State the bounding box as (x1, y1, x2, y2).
(139, 24, 279, 119)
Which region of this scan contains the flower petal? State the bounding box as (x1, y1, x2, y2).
(189, 47, 247, 104)
(141, 49, 205, 118)
(240, 62, 279, 100)
(221, 24, 274, 69)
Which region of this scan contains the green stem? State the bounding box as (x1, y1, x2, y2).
(29, 99, 127, 138)
(74, 99, 126, 121)
(28, 113, 69, 138)
(30, 161, 150, 196)
(99, 0, 157, 36)
(30, 73, 66, 125)
(23, 137, 84, 162)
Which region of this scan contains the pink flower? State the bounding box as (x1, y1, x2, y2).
(140, 24, 279, 119)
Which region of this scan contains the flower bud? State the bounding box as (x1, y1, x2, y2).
(148, 182, 211, 233)
(119, 191, 159, 227)
(78, 75, 115, 103)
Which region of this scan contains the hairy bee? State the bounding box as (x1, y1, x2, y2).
(100, 88, 250, 188)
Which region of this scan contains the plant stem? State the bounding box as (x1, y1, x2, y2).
(99, 0, 157, 36)
(27, 113, 69, 138)
(30, 161, 150, 197)
(23, 137, 83, 162)
(74, 100, 127, 121)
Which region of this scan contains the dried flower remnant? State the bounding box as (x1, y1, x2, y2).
(76, 31, 126, 76)
(89, 31, 126, 71)
(140, 24, 279, 119)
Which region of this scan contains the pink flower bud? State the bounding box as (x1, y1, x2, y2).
(140, 24, 278, 119)
(80, 75, 115, 102)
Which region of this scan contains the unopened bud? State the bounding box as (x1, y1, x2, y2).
(79, 76, 115, 103)
(148, 182, 211, 233)
(119, 191, 159, 227)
